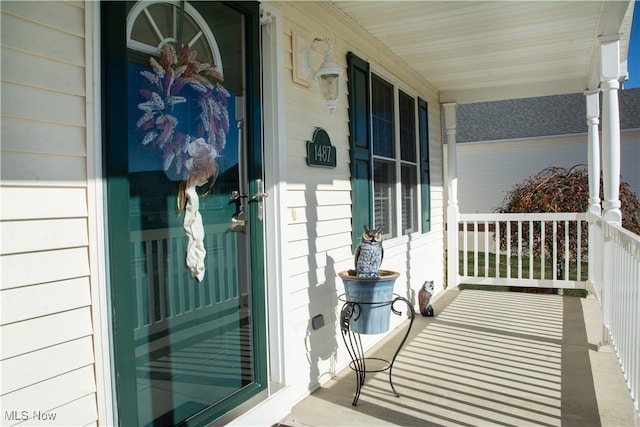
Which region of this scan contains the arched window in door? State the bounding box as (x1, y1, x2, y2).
(126, 0, 223, 76)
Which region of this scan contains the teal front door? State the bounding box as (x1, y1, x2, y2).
(102, 2, 266, 425)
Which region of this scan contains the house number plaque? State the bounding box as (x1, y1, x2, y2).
(307, 128, 337, 168)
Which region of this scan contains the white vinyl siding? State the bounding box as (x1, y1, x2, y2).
(281, 2, 445, 404)
(0, 2, 98, 425)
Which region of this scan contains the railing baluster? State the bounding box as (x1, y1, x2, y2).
(474, 221, 479, 277)
(186, 237, 195, 312)
(541, 221, 546, 280)
(529, 220, 534, 280)
(495, 221, 500, 279)
(166, 238, 174, 318)
(552, 221, 558, 281)
(463, 220, 468, 278)
(617, 242, 633, 392)
(484, 221, 489, 277)
(577, 220, 582, 281)
(145, 239, 155, 323)
(564, 221, 580, 280)
(517, 220, 523, 279)
(506, 221, 511, 279)
(157, 238, 167, 322)
(222, 232, 229, 301)
(633, 249, 639, 409)
(198, 268, 206, 308)
(133, 241, 145, 329)
(206, 233, 216, 304)
(173, 237, 184, 316)
(618, 242, 623, 376)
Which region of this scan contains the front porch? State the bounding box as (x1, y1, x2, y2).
(255, 2, 639, 421)
(280, 288, 638, 426)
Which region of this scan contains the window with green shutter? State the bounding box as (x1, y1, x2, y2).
(347, 52, 431, 246)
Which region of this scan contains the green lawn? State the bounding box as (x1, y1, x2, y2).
(457, 251, 589, 297)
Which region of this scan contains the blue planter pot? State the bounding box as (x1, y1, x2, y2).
(339, 270, 400, 334)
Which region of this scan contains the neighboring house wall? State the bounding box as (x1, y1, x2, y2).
(280, 2, 445, 402)
(1, 1, 99, 425)
(453, 131, 640, 213)
(447, 89, 640, 213)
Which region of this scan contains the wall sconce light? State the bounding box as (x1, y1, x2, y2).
(301, 37, 343, 115)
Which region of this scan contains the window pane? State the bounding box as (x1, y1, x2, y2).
(399, 91, 416, 162)
(374, 160, 396, 238)
(401, 165, 418, 234)
(372, 75, 394, 158)
(130, 3, 167, 47)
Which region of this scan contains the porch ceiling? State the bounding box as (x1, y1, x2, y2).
(330, 1, 635, 103)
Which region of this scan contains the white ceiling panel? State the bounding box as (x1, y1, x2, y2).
(330, 1, 635, 103)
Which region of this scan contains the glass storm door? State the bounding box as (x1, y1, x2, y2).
(102, 2, 266, 425)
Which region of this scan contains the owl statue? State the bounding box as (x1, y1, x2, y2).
(418, 281, 434, 317)
(354, 225, 384, 277)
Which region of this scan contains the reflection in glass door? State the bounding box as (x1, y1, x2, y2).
(103, 2, 266, 425)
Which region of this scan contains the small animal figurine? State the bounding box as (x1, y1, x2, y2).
(354, 225, 384, 277)
(418, 281, 434, 317)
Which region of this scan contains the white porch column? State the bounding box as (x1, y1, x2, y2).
(443, 103, 459, 289)
(599, 35, 622, 226)
(585, 89, 603, 300)
(598, 34, 622, 346)
(585, 89, 601, 215)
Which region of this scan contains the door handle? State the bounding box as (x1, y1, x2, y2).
(249, 192, 268, 201)
(228, 191, 247, 233)
(229, 211, 246, 232)
(230, 191, 247, 202)
(248, 179, 268, 221)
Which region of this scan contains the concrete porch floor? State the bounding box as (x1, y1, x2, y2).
(278, 289, 639, 427)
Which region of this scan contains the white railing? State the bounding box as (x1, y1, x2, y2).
(591, 213, 640, 413)
(455, 211, 639, 413)
(458, 212, 588, 289)
(130, 225, 240, 342)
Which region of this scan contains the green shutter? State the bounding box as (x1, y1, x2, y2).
(418, 98, 431, 233)
(347, 52, 373, 249)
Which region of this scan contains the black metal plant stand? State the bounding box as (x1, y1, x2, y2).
(339, 294, 415, 406)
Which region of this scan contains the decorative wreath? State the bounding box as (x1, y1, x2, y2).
(136, 43, 230, 205)
(136, 43, 231, 282)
